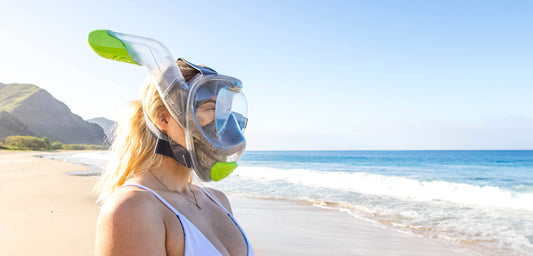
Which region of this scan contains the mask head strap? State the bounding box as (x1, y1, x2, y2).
(154, 139, 192, 168)
(177, 58, 217, 77)
(143, 112, 192, 168)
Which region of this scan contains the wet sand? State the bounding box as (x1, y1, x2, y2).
(230, 196, 481, 256)
(0, 151, 479, 255)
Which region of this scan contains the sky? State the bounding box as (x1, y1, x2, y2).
(0, 0, 532, 150)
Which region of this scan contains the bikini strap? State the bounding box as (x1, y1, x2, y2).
(120, 184, 182, 217)
(199, 187, 254, 256)
(198, 187, 231, 215)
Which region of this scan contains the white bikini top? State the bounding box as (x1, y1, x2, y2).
(122, 184, 254, 256)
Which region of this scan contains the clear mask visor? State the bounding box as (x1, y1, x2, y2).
(194, 80, 248, 146)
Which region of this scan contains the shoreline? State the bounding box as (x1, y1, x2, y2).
(0, 151, 482, 255)
(228, 195, 482, 256)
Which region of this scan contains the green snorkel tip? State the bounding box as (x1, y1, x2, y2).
(88, 30, 139, 65)
(211, 162, 238, 182)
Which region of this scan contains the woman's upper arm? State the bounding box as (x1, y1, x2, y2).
(95, 191, 167, 256)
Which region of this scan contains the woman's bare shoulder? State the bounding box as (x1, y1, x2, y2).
(203, 187, 233, 214)
(96, 186, 168, 256)
(100, 186, 163, 218)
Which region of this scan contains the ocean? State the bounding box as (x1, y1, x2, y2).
(46, 150, 533, 255)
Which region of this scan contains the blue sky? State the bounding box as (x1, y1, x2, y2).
(0, 0, 532, 150)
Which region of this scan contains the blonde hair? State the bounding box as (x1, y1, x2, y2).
(94, 79, 167, 203)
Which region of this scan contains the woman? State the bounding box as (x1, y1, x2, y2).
(89, 30, 252, 256)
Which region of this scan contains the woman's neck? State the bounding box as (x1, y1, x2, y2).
(148, 156, 191, 193)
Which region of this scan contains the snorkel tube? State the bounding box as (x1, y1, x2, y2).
(88, 30, 188, 127)
(88, 30, 186, 89)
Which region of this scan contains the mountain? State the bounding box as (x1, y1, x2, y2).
(87, 117, 116, 137)
(0, 83, 106, 144)
(0, 111, 35, 138)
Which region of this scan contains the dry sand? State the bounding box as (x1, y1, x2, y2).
(0, 151, 480, 256)
(0, 151, 99, 256)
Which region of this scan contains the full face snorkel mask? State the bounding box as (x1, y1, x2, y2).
(88, 30, 247, 182)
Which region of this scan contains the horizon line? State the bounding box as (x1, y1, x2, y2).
(245, 149, 533, 152)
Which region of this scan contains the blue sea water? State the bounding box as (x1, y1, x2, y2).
(47, 150, 533, 256)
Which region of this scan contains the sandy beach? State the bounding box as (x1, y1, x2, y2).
(0, 151, 481, 256)
(0, 151, 100, 255)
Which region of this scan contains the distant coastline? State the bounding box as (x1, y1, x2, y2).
(0, 83, 114, 145)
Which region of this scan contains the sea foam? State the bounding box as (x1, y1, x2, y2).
(234, 166, 533, 211)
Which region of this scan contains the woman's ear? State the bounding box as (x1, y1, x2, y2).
(156, 109, 170, 133)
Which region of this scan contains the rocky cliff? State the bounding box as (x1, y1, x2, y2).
(0, 83, 106, 144)
(86, 117, 116, 137)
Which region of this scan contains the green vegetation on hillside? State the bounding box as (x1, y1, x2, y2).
(0, 135, 108, 151)
(0, 84, 41, 112)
